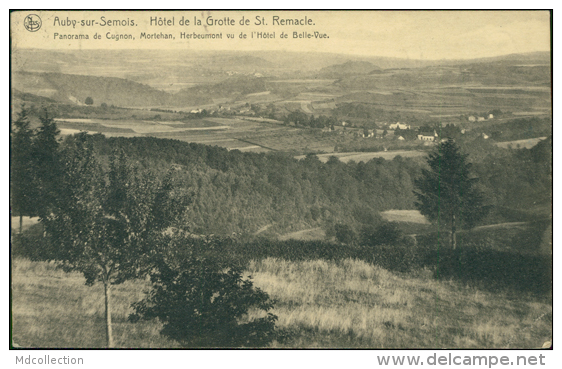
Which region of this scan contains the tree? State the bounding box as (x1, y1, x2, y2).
(129, 235, 278, 347)
(32, 109, 62, 219)
(41, 138, 185, 347)
(85, 97, 94, 105)
(285, 111, 309, 126)
(11, 104, 36, 235)
(414, 139, 488, 249)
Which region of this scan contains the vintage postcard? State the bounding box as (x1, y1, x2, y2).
(10, 10, 552, 355)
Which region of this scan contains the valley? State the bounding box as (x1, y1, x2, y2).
(12, 49, 551, 159)
(10, 46, 552, 349)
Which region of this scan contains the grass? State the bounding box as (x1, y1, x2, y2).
(248, 258, 551, 348)
(11, 255, 551, 348)
(11, 258, 179, 348)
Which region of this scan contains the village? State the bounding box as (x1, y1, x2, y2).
(180, 101, 500, 146)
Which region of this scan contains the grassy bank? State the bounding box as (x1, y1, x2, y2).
(11, 256, 551, 348)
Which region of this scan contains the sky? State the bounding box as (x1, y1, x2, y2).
(10, 10, 551, 60)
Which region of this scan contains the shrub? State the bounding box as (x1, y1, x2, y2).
(334, 223, 356, 244)
(360, 222, 402, 247)
(129, 236, 278, 347)
(11, 223, 55, 261)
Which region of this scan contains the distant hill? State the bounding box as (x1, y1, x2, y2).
(450, 51, 550, 66)
(12, 49, 551, 84)
(204, 54, 274, 69)
(172, 75, 268, 104)
(11, 88, 58, 105)
(11, 71, 272, 109)
(12, 71, 171, 107)
(11, 50, 551, 110)
(318, 61, 382, 78)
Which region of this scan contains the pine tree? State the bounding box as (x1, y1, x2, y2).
(32, 108, 61, 218)
(10, 104, 36, 234)
(414, 139, 488, 249)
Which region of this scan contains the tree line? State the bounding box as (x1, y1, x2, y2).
(283, 110, 340, 129)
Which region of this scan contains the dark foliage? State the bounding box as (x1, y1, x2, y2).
(31, 109, 62, 218)
(193, 226, 551, 296)
(11, 104, 37, 219)
(11, 222, 47, 260)
(488, 117, 551, 142)
(334, 223, 356, 244)
(64, 135, 421, 235)
(361, 222, 402, 247)
(129, 235, 278, 348)
(416, 231, 552, 295)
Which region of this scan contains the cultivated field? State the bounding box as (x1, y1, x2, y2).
(380, 210, 430, 224)
(54, 117, 295, 152)
(495, 137, 548, 149)
(296, 150, 428, 163)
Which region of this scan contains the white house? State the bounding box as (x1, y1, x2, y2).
(389, 122, 411, 130)
(417, 134, 435, 141)
(417, 129, 438, 142)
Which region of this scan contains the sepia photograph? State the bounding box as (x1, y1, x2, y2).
(9, 10, 552, 352)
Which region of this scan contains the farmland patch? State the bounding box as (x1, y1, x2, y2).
(380, 210, 429, 224)
(296, 150, 427, 163)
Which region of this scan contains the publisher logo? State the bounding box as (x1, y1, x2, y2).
(24, 14, 42, 32)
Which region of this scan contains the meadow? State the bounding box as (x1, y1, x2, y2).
(11, 254, 551, 349)
(11, 215, 552, 349)
(495, 137, 548, 149)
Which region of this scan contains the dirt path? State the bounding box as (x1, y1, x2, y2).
(235, 138, 277, 151)
(279, 227, 325, 241)
(254, 224, 273, 235)
(472, 222, 528, 231)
